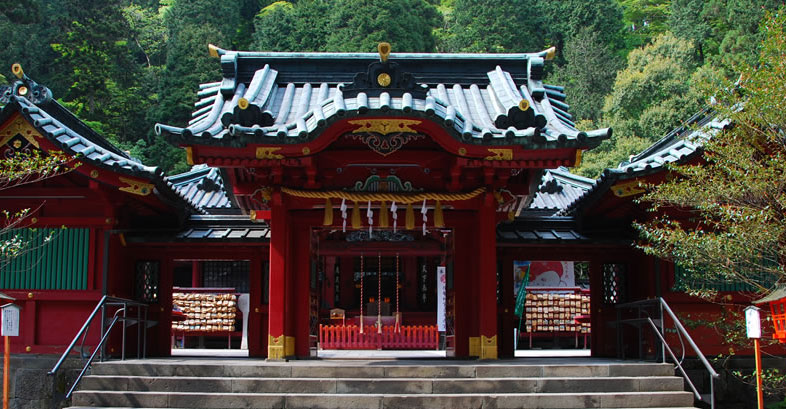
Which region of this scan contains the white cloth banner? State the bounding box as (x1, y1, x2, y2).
(437, 266, 446, 332)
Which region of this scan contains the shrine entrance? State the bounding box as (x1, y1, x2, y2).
(310, 228, 454, 356)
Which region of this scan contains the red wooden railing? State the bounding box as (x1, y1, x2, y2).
(319, 324, 439, 350)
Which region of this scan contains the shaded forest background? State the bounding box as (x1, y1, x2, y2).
(0, 0, 782, 176)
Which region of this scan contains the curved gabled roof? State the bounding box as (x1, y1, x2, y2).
(156, 47, 611, 150)
(166, 164, 234, 211)
(1, 74, 207, 215)
(528, 167, 596, 213)
(1, 96, 159, 179)
(562, 109, 731, 215)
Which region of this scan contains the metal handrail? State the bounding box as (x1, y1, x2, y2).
(616, 297, 720, 409)
(48, 296, 152, 406)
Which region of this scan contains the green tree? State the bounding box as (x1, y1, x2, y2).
(578, 33, 707, 177)
(254, 0, 440, 53)
(668, 0, 712, 62)
(253, 1, 334, 52)
(0, 0, 68, 94)
(438, 0, 543, 53)
(618, 0, 671, 47)
(668, 0, 783, 71)
(636, 11, 786, 294)
(325, 0, 440, 52)
(552, 28, 621, 122)
(540, 0, 625, 58)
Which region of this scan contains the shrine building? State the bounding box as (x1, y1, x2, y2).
(0, 45, 751, 360)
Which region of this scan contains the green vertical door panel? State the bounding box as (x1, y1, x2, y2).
(0, 228, 90, 290)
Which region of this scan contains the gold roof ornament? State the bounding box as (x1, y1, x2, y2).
(208, 44, 220, 58)
(377, 72, 391, 87)
(11, 63, 23, 79)
(545, 46, 556, 61)
(378, 42, 391, 62)
(518, 99, 530, 111)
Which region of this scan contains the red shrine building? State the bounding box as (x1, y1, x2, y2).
(0, 45, 758, 360)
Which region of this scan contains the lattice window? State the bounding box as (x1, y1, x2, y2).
(202, 260, 249, 292)
(602, 263, 627, 305)
(135, 261, 159, 303)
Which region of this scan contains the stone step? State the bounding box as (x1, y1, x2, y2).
(66, 406, 696, 409)
(69, 407, 701, 409)
(71, 390, 695, 409)
(79, 375, 685, 394)
(89, 362, 676, 379)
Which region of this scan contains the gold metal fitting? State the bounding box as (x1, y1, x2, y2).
(90, 170, 99, 178)
(238, 97, 249, 110)
(30, 217, 37, 224)
(377, 73, 391, 87)
(17, 86, 28, 96)
(25, 346, 31, 352)
(518, 99, 530, 111)
(27, 292, 33, 299)
(378, 42, 391, 62)
(208, 44, 219, 58)
(545, 46, 556, 61)
(11, 63, 23, 79)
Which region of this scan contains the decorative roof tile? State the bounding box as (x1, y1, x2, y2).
(156, 48, 611, 150)
(166, 164, 234, 212)
(528, 167, 596, 213)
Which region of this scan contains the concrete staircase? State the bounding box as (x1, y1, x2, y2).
(68, 358, 698, 409)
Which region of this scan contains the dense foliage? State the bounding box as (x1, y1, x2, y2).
(636, 11, 786, 295)
(0, 0, 782, 176)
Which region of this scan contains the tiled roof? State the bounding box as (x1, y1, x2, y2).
(563, 109, 730, 215)
(528, 167, 595, 213)
(156, 48, 611, 149)
(1, 75, 206, 214)
(615, 113, 729, 175)
(2, 94, 159, 179)
(166, 164, 234, 211)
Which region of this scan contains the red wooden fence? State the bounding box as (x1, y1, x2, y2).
(319, 324, 439, 350)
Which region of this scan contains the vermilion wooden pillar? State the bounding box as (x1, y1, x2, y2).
(450, 212, 474, 357)
(499, 250, 515, 358)
(248, 256, 265, 357)
(292, 216, 311, 357)
(477, 192, 498, 359)
(267, 191, 288, 360)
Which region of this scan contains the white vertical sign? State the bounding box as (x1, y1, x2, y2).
(745, 306, 762, 339)
(1, 305, 20, 337)
(437, 266, 446, 332)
